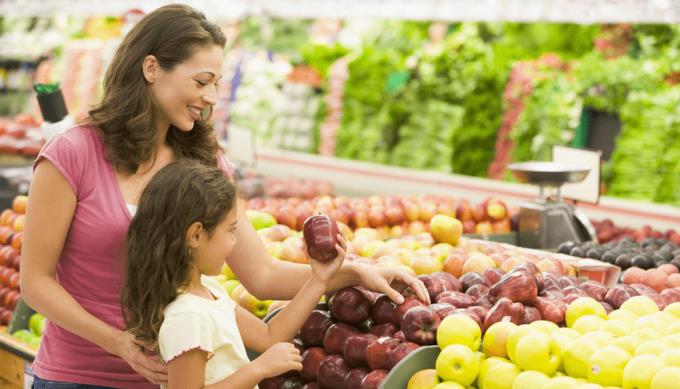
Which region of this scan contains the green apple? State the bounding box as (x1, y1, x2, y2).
(609, 309, 640, 324)
(506, 324, 539, 365)
(237, 289, 272, 318)
(29, 313, 46, 336)
(543, 376, 579, 389)
(407, 369, 441, 389)
(611, 334, 645, 355)
(635, 340, 667, 356)
(432, 382, 465, 389)
(27, 334, 41, 350)
(660, 349, 680, 367)
(567, 297, 608, 328)
(477, 357, 511, 389)
(245, 210, 276, 230)
(437, 314, 482, 351)
(587, 345, 632, 387)
(483, 321, 517, 358)
(621, 296, 660, 317)
(12, 329, 32, 342)
(600, 319, 632, 337)
(650, 366, 680, 389)
(564, 337, 602, 378)
(222, 263, 237, 280)
(511, 371, 550, 389)
(622, 354, 666, 389)
(222, 279, 241, 297)
(530, 320, 560, 333)
(514, 332, 561, 376)
(436, 345, 480, 386)
(572, 314, 607, 334)
(481, 361, 521, 389)
(663, 302, 680, 319)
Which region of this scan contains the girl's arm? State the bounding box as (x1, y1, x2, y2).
(20, 160, 167, 384)
(227, 206, 429, 304)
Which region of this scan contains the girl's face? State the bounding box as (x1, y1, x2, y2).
(194, 206, 238, 276)
(148, 44, 224, 132)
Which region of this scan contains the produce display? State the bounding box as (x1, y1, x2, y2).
(592, 219, 680, 245)
(0, 195, 26, 326)
(237, 172, 335, 200)
(559, 239, 680, 272)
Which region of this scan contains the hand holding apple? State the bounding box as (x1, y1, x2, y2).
(308, 234, 347, 284)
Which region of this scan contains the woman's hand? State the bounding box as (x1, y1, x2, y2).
(308, 234, 347, 284)
(111, 331, 168, 385)
(354, 265, 430, 305)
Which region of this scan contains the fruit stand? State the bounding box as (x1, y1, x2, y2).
(1, 1, 680, 388)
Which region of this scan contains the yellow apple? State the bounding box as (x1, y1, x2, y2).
(650, 366, 680, 389)
(514, 332, 561, 376)
(551, 327, 581, 351)
(360, 240, 384, 258)
(572, 314, 607, 334)
(432, 243, 455, 263)
(436, 345, 480, 386)
(611, 334, 646, 355)
(582, 330, 614, 346)
(222, 279, 241, 297)
(662, 334, 680, 347)
(477, 357, 511, 389)
(660, 349, 680, 367)
(587, 345, 632, 387)
(633, 328, 665, 341)
(432, 382, 464, 389)
(564, 337, 602, 378)
(663, 302, 680, 318)
(635, 340, 667, 356)
(407, 369, 441, 389)
(481, 361, 521, 389)
(622, 354, 666, 389)
(578, 384, 604, 389)
(511, 371, 550, 389)
(621, 296, 660, 317)
(437, 314, 482, 351)
(483, 321, 517, 358)
(530, 320, 560, 333)
(410, 256, 444, 275)
(566, 297, 608, 328)
(636, 316, 668, 334)
(462, 252, 496, 274)
(507, 324, 539, 365)
(429, 214, 463, 246)
(600, 319, 633, 337)
(222, 263, 237, 280)
(543, 376, 579, 389)
(609, 309, 639, 323)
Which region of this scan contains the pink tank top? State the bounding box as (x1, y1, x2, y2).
(31, 125, 233, 388)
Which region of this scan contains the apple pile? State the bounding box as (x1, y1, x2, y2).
(246, 195, 514, 236)
(593, 219, 680, 245)
(409, 295, 680, 389)
(559, 238, 680, 271)
(0, 195, 27, 325)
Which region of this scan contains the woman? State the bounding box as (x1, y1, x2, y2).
(20, 4, 427, 388)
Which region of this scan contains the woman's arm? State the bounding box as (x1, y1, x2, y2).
(227, 208, 429, 304)
(20, 160, 167, 384)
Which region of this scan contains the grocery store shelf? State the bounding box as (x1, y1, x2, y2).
(253, 147, 680, 230)
(3, 0, 680, 23)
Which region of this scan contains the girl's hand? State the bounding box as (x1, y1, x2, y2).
(112, 331, 168, 385)
(254, 342, 302, 379)
(355, 265, 430, 305)
(308, 234, 347, 284)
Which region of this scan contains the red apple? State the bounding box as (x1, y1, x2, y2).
(345, 368, 370, 389)
(465, 284, 490, 300)
(459, 272, 489, 292)
(344, 334, 377, 368)
(482, 268, 505, 285)
(523, 306, 542, 324)
(393, 330, 406, 342)
(467, 306, 490, 324)
(417, 274, 445, 302)
(318, 355, 352, 389)
(428, 303, 457, 320)
(452, 308, 483, 328)
(370, 295, 397, 325)
(433, 271, 462, 292)
(384, 206, 405, 226)
(400, 306, 440, 345)
(394, 297, 425, 326)
(301, 347, 328, 382)
(387, 341, 420, 369)
(323, 323, 359, 355)
(360, 369, 388, 389)
(368, 323, 398, 338)
(330, 287, 371, 325)
(300, 310, 335, 347)
(366, 337, 400, 370)
(303, 214, 339, 262)
(456, 201, 474, 222)
(435, 291, 476, 308)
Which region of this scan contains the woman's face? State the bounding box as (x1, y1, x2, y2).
(148, 44, 224, 132)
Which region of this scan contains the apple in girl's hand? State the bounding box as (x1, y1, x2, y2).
(303, 213, 339, 262)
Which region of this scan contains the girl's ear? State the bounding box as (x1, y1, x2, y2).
(142, 55, 159, 83)
(186, 221, 203, 249)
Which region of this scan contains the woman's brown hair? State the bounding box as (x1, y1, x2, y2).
(89, 4, 227, 173)
(122, 160, 237, 347)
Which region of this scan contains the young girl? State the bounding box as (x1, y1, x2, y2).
(121, 160, 346, 389)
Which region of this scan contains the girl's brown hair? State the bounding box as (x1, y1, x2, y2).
(89, 4, 227, 174)
(122, 160, 237, 347)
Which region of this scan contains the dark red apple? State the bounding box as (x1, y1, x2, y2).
(433, 271, 462, 292)
(260, 376, 287, 389)
(400, 306, 441, 345)
(523, 306, 542, 324)
(579, 281, 607, 301)
(344, 334, 377, 368)
(303, 213, 339, 262)
(330, 287, 371, 325)
(282, 376, 305, 389)
(370, 295, 397, 325)
(323, 323, 359, 355)
(301, 347, 328, 382)
(387, 341, 420, 369)
(428, 303, 457, 320)
(630, 283, 658, 296)
(393, 330, 406, 342)
(452, 308, 483, 328)
(366, 337, 401, 370)
(300, 310, 335, 347)
(459, 272, 489, 291)
(417, 274, 445, 302)
(465, 284, 490, 300)
(482, 268, 505, 285)
(467, 306, 490, 324)
(345, 367, 370, 389)
(605, 285, 640, 309)
(531, 297, 567, 325)
(368, 323, 398, 338)
(361, 369, 388, 389)
(436, 291, 476, 308)
(394, 297, 426, 326)
(318, 355, 351, 389)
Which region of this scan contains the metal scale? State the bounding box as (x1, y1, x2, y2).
(508, 161, 598, 250)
